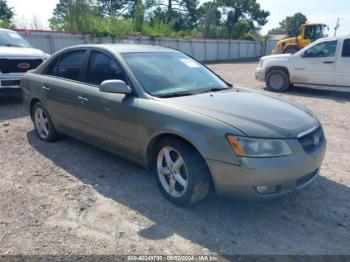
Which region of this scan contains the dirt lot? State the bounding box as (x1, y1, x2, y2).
(0, 62, 349, 256)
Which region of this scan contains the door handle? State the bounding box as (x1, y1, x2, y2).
(323, 61, 334, 64)
(42, 86, 50, 91)
(77, 96, 88, 103)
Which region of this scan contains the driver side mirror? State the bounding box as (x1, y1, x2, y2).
(100, 80, 132, 94)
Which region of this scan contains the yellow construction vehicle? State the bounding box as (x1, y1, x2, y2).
(273, 23, 328, 54)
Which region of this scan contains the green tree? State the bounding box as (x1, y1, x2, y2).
(269, 13, 307, 36)
(217, 0, 269, 39)
(182, 0, 199, 28)
(96, 0, 131, 17)
(197, 1, 221, 38)
(134, 0, 145, 32)
(146, 0, 199, 31)
(49, 0, 97, 31)
(0, 0, 14, 24)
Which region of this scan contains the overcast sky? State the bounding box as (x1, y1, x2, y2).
(7, 0, 350, 36)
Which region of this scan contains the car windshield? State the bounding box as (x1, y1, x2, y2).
(122, 52, 229, 97)
(0, 30, 32, 48)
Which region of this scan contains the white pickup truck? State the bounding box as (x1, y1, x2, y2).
(256, 36, 350, 92)
(0, 28, 50, 96)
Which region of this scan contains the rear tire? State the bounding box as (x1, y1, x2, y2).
(32, 102, 59, 142)
(266, 69, 290, 92)
(154, 138, 211, 206)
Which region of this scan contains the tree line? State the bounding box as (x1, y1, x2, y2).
(49, 0, 271, 40)
(0, 0, 309, 40)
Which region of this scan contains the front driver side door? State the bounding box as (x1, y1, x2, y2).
(292, 40, 338, 86)
(73, 50, 139, 160)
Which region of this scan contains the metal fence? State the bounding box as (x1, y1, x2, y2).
(16, 30, 277, 62)
(264, 39, 279, 56)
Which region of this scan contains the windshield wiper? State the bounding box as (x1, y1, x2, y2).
(196, 86, 232, 94)
(155, 86, 232, 98)
(155, 91, 195, 98)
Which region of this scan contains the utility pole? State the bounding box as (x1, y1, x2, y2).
(334, 18, 340, 37)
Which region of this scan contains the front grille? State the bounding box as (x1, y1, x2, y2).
(298, 127, 324, 154)
(0, 59, 43, 73)
(1, 80, 20, 86)
(296, 170, 318, 187)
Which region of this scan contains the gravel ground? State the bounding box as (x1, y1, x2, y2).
(0, 62, 349, 256)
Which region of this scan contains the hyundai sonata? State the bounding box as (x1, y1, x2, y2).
(22, 44, 326, 206)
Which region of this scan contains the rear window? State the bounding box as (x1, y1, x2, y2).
(44, 56, 59, 76)
(342, 39, 350, 57)
(55, 50, 86, 81)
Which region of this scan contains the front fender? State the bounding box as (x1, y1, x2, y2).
(136, 99, 244, 167)
(264, 58, 292, 77)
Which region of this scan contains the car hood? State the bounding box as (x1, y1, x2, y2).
(0, 46, 49, 58)
(261, 54, 291, 60)
(166, 88, 319, 138)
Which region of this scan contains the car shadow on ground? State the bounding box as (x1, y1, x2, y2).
(264, 86, 350, 103)
(0, 97, 27, 121)
(27, 131, 350, 255)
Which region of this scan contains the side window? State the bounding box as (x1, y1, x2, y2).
(44, 56, 59, 76)
(304, 40, 338, 58)
(342, 39, 350, 57)
(56, 50, 86, 81)
(86, 51, 127, 86)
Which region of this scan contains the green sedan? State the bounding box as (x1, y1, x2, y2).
(22, 44, 326, 206)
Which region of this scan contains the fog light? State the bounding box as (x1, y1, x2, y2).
(254, 185, 277, 194)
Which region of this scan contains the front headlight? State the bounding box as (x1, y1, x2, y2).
(226, 135, 292, 158)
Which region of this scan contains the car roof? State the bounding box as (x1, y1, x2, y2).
(61, 44, 179, 54)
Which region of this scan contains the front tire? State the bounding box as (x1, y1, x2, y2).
(266, 69, 290, 92)
(154, 138, 211, 206)
(32, 102, 59, 142)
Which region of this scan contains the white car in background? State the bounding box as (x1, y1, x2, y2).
(256, 36, 350, 92)
(0, 28, 50, 96)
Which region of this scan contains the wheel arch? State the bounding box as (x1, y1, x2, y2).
(146, 132, 215, 192)
(146, 132, 207, 170)
(29, 97, 42, 120)
(266, 66, 291, 81)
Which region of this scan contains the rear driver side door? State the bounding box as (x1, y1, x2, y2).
(42, 49, 89, 135)
(335, 39, 350, 87)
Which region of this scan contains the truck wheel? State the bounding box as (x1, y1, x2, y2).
(282, 46, 299, 54)
(154, 138, 211, 206)
(266, 69, 290, 92)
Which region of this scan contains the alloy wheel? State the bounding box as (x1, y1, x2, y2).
(34, 107, 50, 140)
(157, 146, 188, 198)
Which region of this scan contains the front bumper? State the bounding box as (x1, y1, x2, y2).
(0, 73, 23, 89)
(0, 74, 23, 97)
(207, 138, 326, 200)
(255, 67, 265, 82)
